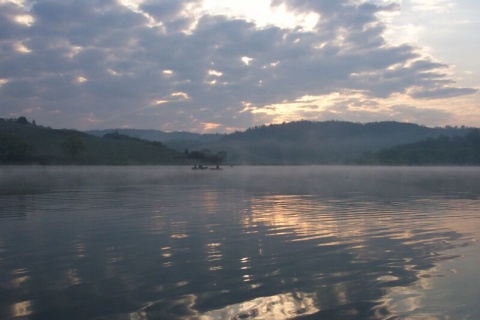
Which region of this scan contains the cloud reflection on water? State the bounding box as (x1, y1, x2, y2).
(199, 291, 319, 320)
(0, 166, 480, 319)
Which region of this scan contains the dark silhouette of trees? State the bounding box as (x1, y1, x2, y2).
(187, 149, 227, 165)
(61, 136, 86, 160)
(210, 151, 227, 165)
(16, 116, 29, 125)
(103, 130, 138, 141)
(358, 129, 480, 165)
(103, 131, 165, 148)
(0, 133, 34, 162)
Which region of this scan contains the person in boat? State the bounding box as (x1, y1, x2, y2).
(192, 164, 214, 170)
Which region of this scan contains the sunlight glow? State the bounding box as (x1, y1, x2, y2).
(171, 92, 190, 100)
(152, 92, 191, 106)
(246, 89, 465, 127)
(201, 122, 222, 131)
(201, 0, 319, 31)
(14, 42, 31, 53)
(11, 301, 33, 318)
(0, 0, 26, 6)
(411, 0, 455, 13)
(65, 268, 81, 286)
(262, 61, 280, 69)
(383, 23, 424, 46)
(206, 242, 223, 269)
(121, 0, 320, 34)
(208, 70, 223, 77)
(14, 14, 34, 26)
(118, 0, 141, 12)
(76, 76, 87, 83)
(200, 291, 320, 319)
(245, 195, 344, 242)
(118, 0, 163, 28)
(241, 56, 253, 66)
(65, 45, 83, 59)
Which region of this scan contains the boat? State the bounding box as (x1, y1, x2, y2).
(192, 165, 209, 170)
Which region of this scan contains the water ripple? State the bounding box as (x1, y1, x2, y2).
(0, 166, 480, 319)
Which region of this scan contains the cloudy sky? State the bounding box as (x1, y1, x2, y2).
(1, 0, 479, 132)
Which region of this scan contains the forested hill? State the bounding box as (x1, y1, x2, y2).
(198, 121, 472, 164)
(87, 128, 224, 152)
(358, 129, 480, 165)
(88, 120, 473, 165)
(0, 118, 190, 165)
(3, 118, 475, 165)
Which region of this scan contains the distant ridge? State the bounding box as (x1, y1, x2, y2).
(213, 121, 473, 164)
(87, 128, 223, 142)
(87, 128, 224, 152)
(89, 121, 473, 164)
(359, 129, 480, 165)
(2, 117, 477, 165)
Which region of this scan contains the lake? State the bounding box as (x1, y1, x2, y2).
(1, 166, 480, 319)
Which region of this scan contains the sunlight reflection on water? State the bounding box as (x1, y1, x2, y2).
(0, 166, 480, 319)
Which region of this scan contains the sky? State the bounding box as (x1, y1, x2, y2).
(0, 0, 479, 132)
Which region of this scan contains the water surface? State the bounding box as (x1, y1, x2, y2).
(1, 166, 480, 319)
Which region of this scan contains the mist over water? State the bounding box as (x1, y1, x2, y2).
(1, 166, 480, 319)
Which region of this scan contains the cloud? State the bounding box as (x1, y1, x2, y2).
(2, 79, 36, 98)
(389, 104, 451, 124)
(0, 0, 476, 131)
(410, 87, 478, 99)
(410, 0, 455, 13)
(311, 101, 452, 126)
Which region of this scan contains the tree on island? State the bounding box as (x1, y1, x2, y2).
(61, 136, 86, 160)
(187, 149, 227, 165)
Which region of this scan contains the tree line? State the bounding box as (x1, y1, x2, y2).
(2, 117, 479, 165)
(358, 129, 480, 165)
(0, 117, 226, 165)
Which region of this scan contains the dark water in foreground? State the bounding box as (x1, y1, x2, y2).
(1, 166, 480, 319)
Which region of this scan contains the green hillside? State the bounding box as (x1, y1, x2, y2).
(0, 118, 190, 165)
(358, 129, 480, 165)
(87, 128, 223, 149)
(192, 121, 472, 164)
(3, 117, 477, 165)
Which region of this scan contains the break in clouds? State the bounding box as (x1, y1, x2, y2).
(0, 0, 477, 131)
